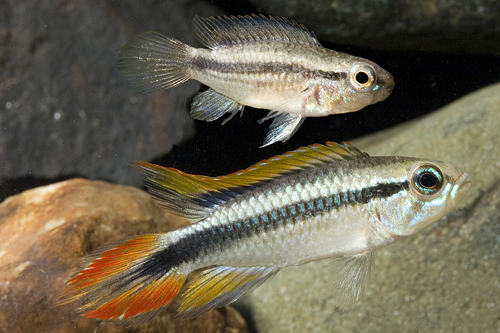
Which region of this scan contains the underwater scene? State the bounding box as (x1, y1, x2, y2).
(1, 0, 499, 332)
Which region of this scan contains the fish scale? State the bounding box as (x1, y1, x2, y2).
(117, 14, 395, 146)
(61, 142, 470, 321)
(187, 165, 403, 268)
(190, 44, 355, 115)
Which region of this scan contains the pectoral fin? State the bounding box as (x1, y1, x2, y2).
(190, 88, 244, 122)
(329, 252, 375, 306)
(259, 113, 304, 147)
(176, 266, 279, 318)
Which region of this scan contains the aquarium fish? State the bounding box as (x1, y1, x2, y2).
(118, 15, 395, 147)
(60, 142, 469, 322)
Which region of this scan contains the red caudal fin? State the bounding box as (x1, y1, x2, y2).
(60, 234, 186, 322)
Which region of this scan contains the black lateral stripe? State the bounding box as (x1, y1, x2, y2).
(191, 56, 347, 81)
(144, 180, 408, 275)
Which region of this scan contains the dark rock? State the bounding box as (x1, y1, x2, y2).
(0, 178, 249, 332)
(248, 0, 500, 54)
(0, 0, 224, 190)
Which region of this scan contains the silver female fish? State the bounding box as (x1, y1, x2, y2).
(118, 15, 395, 146)
(61, 142, 469, 321)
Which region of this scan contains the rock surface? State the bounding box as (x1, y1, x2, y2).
(0, 179, 248, 332)
(0, 0, 223, 189)
(239, 83, 500, 332)
(249, 0, 500, 54)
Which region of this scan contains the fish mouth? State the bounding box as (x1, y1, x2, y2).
(451, 172, 471, 204)
(380, 72, 395, 92)
(374, 71, 395, 99)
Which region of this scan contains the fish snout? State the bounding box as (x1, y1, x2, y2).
(450, 172, 471, 205)
(377, 70, 395, 97)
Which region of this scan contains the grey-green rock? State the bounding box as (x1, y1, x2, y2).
(239, 83, 500, 332)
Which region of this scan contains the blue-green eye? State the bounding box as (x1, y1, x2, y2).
(413, 166, 443, 195)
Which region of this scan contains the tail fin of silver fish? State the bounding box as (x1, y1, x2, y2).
(59, 234, 187, 323)
(118, 32, 192, 93)
(60, 232, 279, 321)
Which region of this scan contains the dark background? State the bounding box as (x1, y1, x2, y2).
(1, 0, 499, 200)
(150, 1, 500, 173)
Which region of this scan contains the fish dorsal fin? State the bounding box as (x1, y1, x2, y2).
(218, 141, 368, 184)
(192, 14, 321, 49)
(136, 142, 368, 218)
(176, 266, 279, 318)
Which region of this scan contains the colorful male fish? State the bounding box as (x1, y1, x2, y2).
(60, 142, 470, 322)
(118, 15, 395, 147)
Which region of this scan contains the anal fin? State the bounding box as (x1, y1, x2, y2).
(190, 88, 244, 123)
(259, 112, 304, 147)
(176, 266, 279, 318)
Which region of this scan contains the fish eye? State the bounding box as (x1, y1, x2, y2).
(349, 65, 376, 91)
(355, 71, 369, 84)
(412, 165, 443, 195)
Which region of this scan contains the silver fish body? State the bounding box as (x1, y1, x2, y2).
(61, 142, 470, 321)
(190, 42, 393, 117)
(118, 15, 395, 146)
(166, 155, 469, 272)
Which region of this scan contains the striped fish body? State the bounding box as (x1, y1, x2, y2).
(61, 142, 470, 322)
(190, 42, 386, 117)
(118, 15, 395, 146)
(180, 158, 405, 270)
(172, 155, 466, 272)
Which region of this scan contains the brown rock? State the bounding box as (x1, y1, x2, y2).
(0, 179, 248, 332)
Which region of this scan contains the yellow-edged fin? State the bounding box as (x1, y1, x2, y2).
(136, 142, 368, 219)
(176, 266, 279, 318)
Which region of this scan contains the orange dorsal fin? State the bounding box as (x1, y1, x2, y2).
(137, 142, 368, 219)
(176, 266, 280, 318)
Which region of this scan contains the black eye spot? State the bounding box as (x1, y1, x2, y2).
(413, 166, 443, 195)
(355, 71, 369, 84)
(419, 172, 438, 188)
